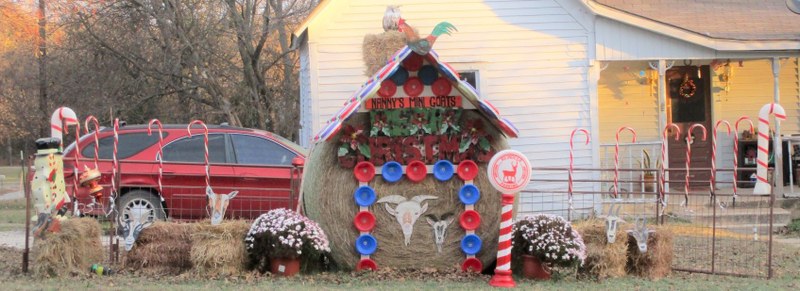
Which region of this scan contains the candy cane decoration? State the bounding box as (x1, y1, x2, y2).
(84, 116, 101, 169)
(50, 107, 78, 145)
(148, 119, 165, 195)
(71, 121, 82, 214)
(712, 120, 732, 191)
(754, 103, 787, 195)
(733, 117, 755, 199)
(188, 120, 210, 190)
(614, 127, 637, 199)
(683, 124, 708, 208)
(106, 118, 120, 217)
(660, 123, 681, 215)
(569, 128, 590, 212)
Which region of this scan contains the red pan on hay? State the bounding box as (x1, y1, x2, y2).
(378, 80, 397, 98)
(404, 77, 424, 97)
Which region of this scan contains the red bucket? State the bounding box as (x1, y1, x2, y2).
(406, 160, 427, 182)
(356, 258, 378, 271)
(457, 160, 479, 181)
(354, 211, 376, 232)
(354, 161, 376, 182)
(461, 257, 483, 273)
(459, 210, 481, 231)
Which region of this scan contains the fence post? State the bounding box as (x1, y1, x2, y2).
(21, 151, 30, 273)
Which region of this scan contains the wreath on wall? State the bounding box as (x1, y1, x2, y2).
(679, 73, 696, 98)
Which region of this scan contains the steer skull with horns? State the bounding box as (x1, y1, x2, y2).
(377, 194, 438, 246)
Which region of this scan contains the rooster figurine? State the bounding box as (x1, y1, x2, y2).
(397, 18, 457, 55)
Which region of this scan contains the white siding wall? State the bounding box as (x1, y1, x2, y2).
(597, 61, 659, 143)
(304, 0, 593, 215)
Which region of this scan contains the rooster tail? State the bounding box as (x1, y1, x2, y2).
(431, 22, 457, 37)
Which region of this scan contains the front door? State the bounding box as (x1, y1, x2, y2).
(667, 65, 712, 191)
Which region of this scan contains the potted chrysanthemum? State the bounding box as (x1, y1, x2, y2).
(244, 208, 330, 276)
(513, 214, 586, 280)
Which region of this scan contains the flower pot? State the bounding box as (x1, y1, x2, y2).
(270, 257, 301, 276)
(642, 173, 656, 193)
(522, 254, 551, 280)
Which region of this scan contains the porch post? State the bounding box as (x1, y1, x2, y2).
(657, 60, 667, 132)
(772, 57, 784, 197)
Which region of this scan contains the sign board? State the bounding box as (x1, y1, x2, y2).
(365, 96, 462, 110)
(487, 150, 531, 194)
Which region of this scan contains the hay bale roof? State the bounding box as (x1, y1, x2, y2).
(312, 46, 520, 143)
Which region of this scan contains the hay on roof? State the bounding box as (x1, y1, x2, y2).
(33, 217, 103, 277)
(362, 31, 406, 76)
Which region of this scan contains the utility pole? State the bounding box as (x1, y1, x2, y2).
(38, 0, 48, 137)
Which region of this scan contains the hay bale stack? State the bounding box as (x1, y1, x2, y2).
(362, 31, 406, 76)
(124, 221, 196, 274)
(33, 217, 103, 276)
(626, 225, 674, 280)
(190, 220, 250, 276)
(573, 219, 627, 280)
(303, 112, 509, 270)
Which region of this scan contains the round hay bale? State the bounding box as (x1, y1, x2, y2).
(303, 112, 508, 271)
(33, 217, 103, 277)
(362, 31, 406, 76)
(626, 225, 674, 280)
(124, 221, 196, 274)
(573, 219, 628, 280)
(190, 220, 250, 276)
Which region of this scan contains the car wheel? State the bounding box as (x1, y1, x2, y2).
(117, 190, 166, 222)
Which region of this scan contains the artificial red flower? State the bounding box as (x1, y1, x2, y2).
(340, 124, 368, 150)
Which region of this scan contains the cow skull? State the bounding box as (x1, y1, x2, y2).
(426, 213, 454, 253)
(206, 186, 239, 225)
(628, 215, 651, 253)
(377, 195, 438, 246)
(118, 214, 153, 251)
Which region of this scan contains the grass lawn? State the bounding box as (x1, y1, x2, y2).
(0, 199, 26, 231)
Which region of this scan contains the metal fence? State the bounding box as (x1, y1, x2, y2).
(517, 164, 777, 278)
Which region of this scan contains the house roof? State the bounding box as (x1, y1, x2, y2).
(593, 0, 800, 42)
(312, 46, 519, 144)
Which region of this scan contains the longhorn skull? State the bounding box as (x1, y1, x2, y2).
(377, 195, 438, 246)
(426, 213, 454, 253)
(206, 186, 239, 225)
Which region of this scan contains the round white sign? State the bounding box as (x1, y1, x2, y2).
(487, 150, 532, 194)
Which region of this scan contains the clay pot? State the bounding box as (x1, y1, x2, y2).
(522, 254, 551, 280)
(270, 257, 301, 276)
(643, 173, 656, 193)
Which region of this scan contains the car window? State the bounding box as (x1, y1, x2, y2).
(231, 134, 295, 166)
(162, 133, 227, 163)
(81, 132, 167, 160)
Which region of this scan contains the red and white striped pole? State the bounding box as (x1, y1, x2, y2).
(84, 116, 101, 169)
(487, 150, 531, 288)
(660, 123, 680, 216)
(614, 127, 636, 199)
(683, 124, 707, 208)
(733, 117, 755, 198)
(568, 128, 590, 217)
(148, 119, 165, 194)
(754, 103, 786, 195)
(188, 120, 210, 190)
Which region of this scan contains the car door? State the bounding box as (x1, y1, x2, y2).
(161, 133, 237, 219)
(230, 133, 298, 219)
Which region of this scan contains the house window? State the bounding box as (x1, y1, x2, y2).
(459, 71, 479, 91)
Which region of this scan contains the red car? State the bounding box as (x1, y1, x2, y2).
(59, 124, 306, 222)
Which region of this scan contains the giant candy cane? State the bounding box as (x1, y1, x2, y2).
(683, 124, 707, 208)
(106, 118, 120, 217)
(188, 120, 210, 190)
(50, 107, 78, 144)
(614, 127, 636, 199)
(569, 128, 590, 213)
(733, 117, 755, 199)
(660, 123, 680, 215)
(753, 103, 787, 195)
(84, 116, 101, 169)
